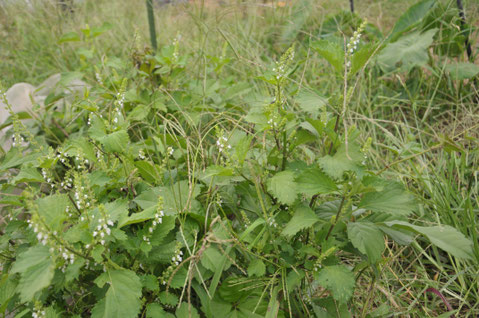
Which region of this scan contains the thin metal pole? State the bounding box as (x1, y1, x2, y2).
(350, 0, 354, 13)
(456, 0, 473, 61)
(146, 0, 158, 51)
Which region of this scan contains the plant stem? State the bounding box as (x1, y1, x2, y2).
(360, 276, 376, 318)
(324, 195, 346, 241)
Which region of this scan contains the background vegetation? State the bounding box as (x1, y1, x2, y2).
(0, 0, 478, 317)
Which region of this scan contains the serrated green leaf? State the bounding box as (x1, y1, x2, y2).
(247, 259, 266, 277)
(282, 206, 320, 237)
(11, 245, 54, 302)
(94, 269, 142, 318)
(267, 170, 298, 205)
(359, 182, 416, 216)
(311, 40, 344, 73)
(296, 167, 337, 196)
(296, 90, 327, 116)
(65, 258, 86, 283)
(12, 166, 44, 183)
(141, 274, 159, 292)
(350, 44, 376, 75)
(0, 275, 17, 312)
(36, 194, 69, 232)
(317, 265, 355, 303)
(99, 130, 129, 153)
(384, 221, 473, 259)
(201, 246, 232, 272)
(176, 302, 200, 318)
(135, 161, 160, 184)
(347, 221, 385, 263)
(146, 303, 174, 318)
(318, 139, 363, 179)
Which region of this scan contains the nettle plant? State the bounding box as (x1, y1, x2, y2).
(0, 23, 473, 318)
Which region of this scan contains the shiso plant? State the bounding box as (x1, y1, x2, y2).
(0, 9, 475, 318)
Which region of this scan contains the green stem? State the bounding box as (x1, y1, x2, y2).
(324, 195, 346, 241)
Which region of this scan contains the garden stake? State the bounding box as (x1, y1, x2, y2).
(146, 0, 158, 51)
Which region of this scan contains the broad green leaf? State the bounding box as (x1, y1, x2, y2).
(282, 206, 320, 237)
(296, 90, 327, 116)
(0, 148, 43, 170)
(94, 269, 142, 318)
(12, 166, 44, 183)
(316, 265, 355, 303)
(377, 225, 413, 245)
(65, 258, 86, 283)
(151, 216, 176, 246)
(199, 165, 237, 186)
(378, 29, 437, 72)
(176, 302, 200, 318)
(128, 104, 150, 121)
(296, 167, 337, 196)
(146, 303, 174, 318)
(91, 22, 113, 38)
(347, 221, 385, 263)
(0, 275, 17, 312)
(135, 161, 160, 184)
(134, 181, 202, 214)
(60, 71, 84, 86)
(350, 44, 376, 75)
(201, 246, 232, 272)
(384, 221, 473, 259)
(118, 206, 156, 228)
(445, 62, 479, 80)
(267, 170, 298, 205)
(11, 245, 54, 302)
(389, 0, 436, 40)
(58, 31, 81, 44)
(313, 297, 352, 318)
(247, 259, 266, 277)
(318, 139, 363, 179)
(311, 40, 344, 73)
(99, 130, 129, 153)
(36, 194, 69, 232)
(359, 182, 416, 216)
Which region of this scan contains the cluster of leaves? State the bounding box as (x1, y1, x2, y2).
(0, 4, 475, 318)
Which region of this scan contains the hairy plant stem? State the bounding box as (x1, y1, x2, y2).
(324, 195, 346, 241)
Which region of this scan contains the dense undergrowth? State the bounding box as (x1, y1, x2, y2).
(0, 0, 478, 317)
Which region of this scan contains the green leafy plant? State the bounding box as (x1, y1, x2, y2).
(0, 5, 476, 318)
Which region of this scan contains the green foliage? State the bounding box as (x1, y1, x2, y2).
(1, 1, 478, 317)
(316, 265, 356, 303)
(378, 29, 437, 72)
